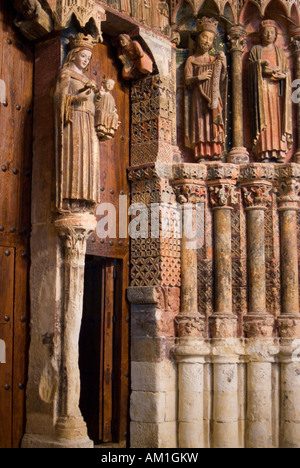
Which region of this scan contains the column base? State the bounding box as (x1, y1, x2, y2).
(227, 147, 249, 165)
(54, 416, 90, 441)
(22, 433, 94, 449)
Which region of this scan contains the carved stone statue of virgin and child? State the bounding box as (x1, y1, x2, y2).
(184, 17, 227, 162)
(54, 34, 119, 213)
(248, 20, 293, 163)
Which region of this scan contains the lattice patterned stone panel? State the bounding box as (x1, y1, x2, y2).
(131, 255, 180, 287)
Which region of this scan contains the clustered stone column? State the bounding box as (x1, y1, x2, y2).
(170, 161, 300, 448)
(227, 25, 249, 165)
(276, 164, 300, 448)
(171, 163, 208, 449)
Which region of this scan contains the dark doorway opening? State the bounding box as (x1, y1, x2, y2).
(79, 255, 127, 445)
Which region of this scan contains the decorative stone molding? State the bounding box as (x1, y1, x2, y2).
(277, 316, 300, 338)
(172, 163, 207, 182)
(207, 164, 239, 208)
(241, 183, 273, 210)
(174, 183, 206, 205)
(276, 164, 300, 210)
(171, 163, 207, 204)
(209, 184, 239, 209)
(244, 315, 275, 338)
(240, 164, 275, 209)
(53, 0, 106, 41)
(131, 75, 176, 165)
(239, 163, 276, 182)
(227, 25, 247, 53)
(209, 315, 238, 339)
(175, 315, 206, 339)
(207, 163, 239, 181)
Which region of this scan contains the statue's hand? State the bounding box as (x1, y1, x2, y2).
(198, 70, 213, 81)
(271, 72, 286, 81)
(262, 65, 275, 77)
(74, 90, 90, 103)
(217, 51, 227, 67)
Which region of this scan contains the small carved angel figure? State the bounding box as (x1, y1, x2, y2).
(95, 79, 120, 140)
(118, 34, 153, 80)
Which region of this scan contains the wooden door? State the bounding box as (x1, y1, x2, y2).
(0, 3, 33, 448)
(81, 36, 130, 446)
(80, 257, 125, 444)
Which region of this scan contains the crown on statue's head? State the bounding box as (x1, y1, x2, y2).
(197, 17, 219, 35)
(260, 19, 278, 31)
(68, 33, 95, 52)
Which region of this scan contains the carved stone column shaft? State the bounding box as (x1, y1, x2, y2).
(227, 25, 249, 164)
(247, 208, 266, 315)
(276, 170, 300, 318)
(54, 213, 97, 443)
(241, 174, 274, 337)
(171, 164, 207, 449)
(292, 33, 300, 163)
(181, 204, 198, 317)
(208, 165, 239, 338)
(280, 209, 299, 314)
(171, 165, 207, 337)
(213, 205, 232, 315)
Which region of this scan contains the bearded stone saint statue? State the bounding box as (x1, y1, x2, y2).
(184, 17, 227, 162)
(248, 20, 293, 162)
(54, 34, 101, 213)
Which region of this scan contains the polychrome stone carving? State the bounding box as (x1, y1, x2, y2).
(184, 17, 227, 162)
(54, 34, 101, 213)
(248, 20, 293, 163)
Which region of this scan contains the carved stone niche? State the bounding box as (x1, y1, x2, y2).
(53, 0, 106, 42)
(13, 0, 53, 40)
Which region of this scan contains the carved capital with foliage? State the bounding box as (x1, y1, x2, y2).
(241, 182, 273, 210)
(228, 25, 247, 53)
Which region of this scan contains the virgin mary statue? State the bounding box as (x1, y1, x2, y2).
(54, 33, 101, 213)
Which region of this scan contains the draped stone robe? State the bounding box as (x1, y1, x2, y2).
(184, 54, 227, 162)
(54, 68, 101, 212)
(248, 45, 293, 162)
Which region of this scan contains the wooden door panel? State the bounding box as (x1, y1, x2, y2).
(0, 247, 15, 448)
(12, 248, 29, 448)
(0, 2, 33, 448)
(102, 261, 114, 443)
(87, 36, 130, 259)
(0, 5, 33, 237)
(84, 35, 130, 446)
